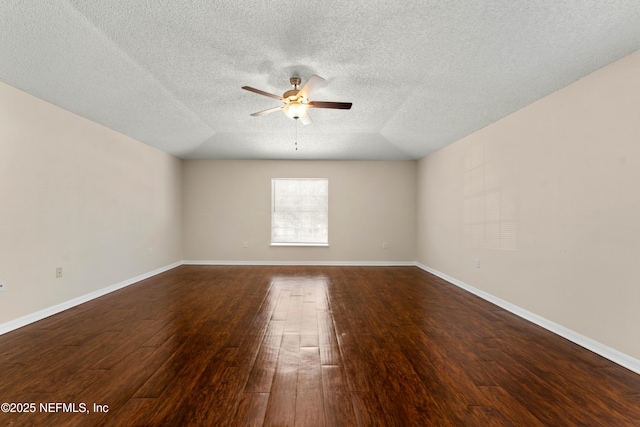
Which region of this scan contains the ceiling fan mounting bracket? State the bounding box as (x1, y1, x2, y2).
(289, 77, 301, 89)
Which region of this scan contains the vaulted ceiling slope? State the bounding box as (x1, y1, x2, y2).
(2, 1, 640, 160)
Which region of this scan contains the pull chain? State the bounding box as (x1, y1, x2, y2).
(295, 120, 298, 151)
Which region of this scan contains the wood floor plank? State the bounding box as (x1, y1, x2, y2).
(245, 320, 285, 393)
(476, 385, 545, 426)
(89, 319, 167, 370)
(232, 392, 270, 427)
(263, 333, 300, 427)
(350, 392, 389, 427)
(317, 308, 340, 366)
(1, 265, 640, 426)
(0, 328, 60, 363)
(165, 365, 251, 426)
(283, 295, 303, 334)
(228, 279, 279, 368)
(12, 344, 167, 426)
(102, 397, 158, 427)
(133, 331, 225, 399)
(271, 289, 291, 321)
(295, 347, 325, 426)
(321, 365, 358, 427)
(300, 301, 319, 348)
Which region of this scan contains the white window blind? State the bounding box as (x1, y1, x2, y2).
(271, 178, 328, 246)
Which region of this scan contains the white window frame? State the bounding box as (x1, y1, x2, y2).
(271, 178, 329, 247)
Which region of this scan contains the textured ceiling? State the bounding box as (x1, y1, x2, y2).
(2, 1, 640, 160)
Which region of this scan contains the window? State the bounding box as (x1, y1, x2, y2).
(271, 178, 328, 246)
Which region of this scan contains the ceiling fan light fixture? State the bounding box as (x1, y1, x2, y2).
(283, 102, 309, 120)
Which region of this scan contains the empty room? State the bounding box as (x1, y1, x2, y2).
(1, 1, 640, 425)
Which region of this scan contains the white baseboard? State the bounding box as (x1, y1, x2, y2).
(183, 260, 417, 267)
(0, 261, 183, 336)
(416, 263, 640, 376)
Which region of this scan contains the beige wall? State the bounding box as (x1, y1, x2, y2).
(183, 160, 416, 263)
(4, 46, 639, 367)
(0, 82, 183, 325)
(417, 50, 640, 360)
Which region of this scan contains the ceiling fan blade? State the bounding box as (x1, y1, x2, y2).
(297, 75, 326, 100)
(309, 101, 352, 110)
(242, 86, 283, 101)
(250, 106, 283, 116)
(299, 112, 312, 126)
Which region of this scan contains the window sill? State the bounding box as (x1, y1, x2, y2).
(270, 243, 330, 247)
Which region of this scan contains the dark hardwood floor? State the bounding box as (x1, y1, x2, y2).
(1, 265, 639, 426)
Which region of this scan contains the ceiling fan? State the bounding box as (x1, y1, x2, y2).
(241, 75, 352, 125)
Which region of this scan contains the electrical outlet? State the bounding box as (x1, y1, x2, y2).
(56, 267, 63, 278)
(475, 259, 480, 268)
(382, 242, 388, 249)
(0, 279, 5, 292)
(147, 247, 153, 255)
(243, 242, 248, 248)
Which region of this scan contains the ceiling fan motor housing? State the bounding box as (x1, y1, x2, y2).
(283, 89, 300, 101)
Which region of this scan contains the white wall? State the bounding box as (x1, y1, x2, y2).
(0, 82, 183, 326)
(416, 50, 640, 361)
(183, 160, 416, 263)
